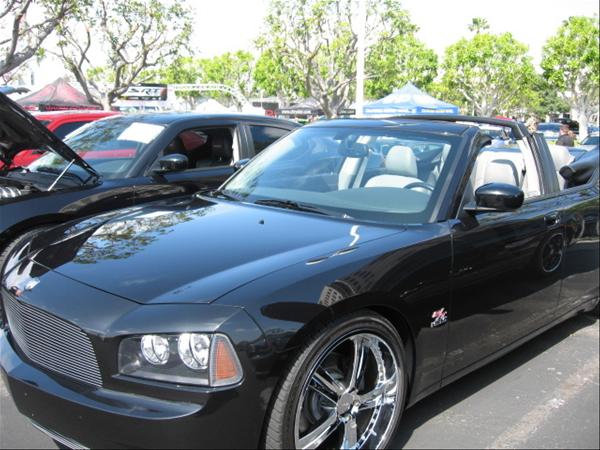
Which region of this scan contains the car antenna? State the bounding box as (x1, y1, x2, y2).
(47, 159, 76, 191)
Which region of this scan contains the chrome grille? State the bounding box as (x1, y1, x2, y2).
(4, 295, 102, 387)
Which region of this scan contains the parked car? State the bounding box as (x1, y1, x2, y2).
(579, 132, 599, 152)
(538, 122, 562, 140)
(34, 109, 122, 139)
(0, 92, 299, 265)
(1, 115, 598, 449)
(0, 109, 120, 169)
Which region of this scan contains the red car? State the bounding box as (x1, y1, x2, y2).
(1, 110, 120, 168)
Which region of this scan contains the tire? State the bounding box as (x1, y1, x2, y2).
(263, 311, 408, 450)
(0, 226, 50, 278)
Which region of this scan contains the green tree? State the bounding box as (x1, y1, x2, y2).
(257, 0, 423, 117)
(198, 51, 255, 106)
(254, 47, 306, 104)
(468, 17, 490, 34)
(366, 35, 438, 99)
(529, 74, 570, 119)
(157, 56, 202, 109)
(56, 0, 192, 109)
(541, 16, 599, 138)
(440, 32, 537, 116)
(0, 0, 82, 77)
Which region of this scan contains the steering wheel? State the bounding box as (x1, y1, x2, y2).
(404, 181, 435, 193)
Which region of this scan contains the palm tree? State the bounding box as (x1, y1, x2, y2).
(469, 17, 490, 34)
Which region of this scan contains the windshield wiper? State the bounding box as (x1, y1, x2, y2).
(254, 199, 334, 216)
(197, 188, 240, 201)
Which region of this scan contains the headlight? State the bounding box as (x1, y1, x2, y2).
(118, 333, 243, 387)
(178, 333, 210, 370)
(141, 335, 170, 365)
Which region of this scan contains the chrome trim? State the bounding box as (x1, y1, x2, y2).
(31, 421, 89, 450)
(4, 294, 102, 387)
(294, 332, 402, 449)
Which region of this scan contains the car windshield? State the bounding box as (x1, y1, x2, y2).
(27, 118, 166, 180)
(221, 126, 461, 224)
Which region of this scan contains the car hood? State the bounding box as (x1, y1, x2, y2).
(0, 92, 98, 177)
(20, 196, 403, 304)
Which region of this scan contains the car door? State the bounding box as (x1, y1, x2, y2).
(444, 140, 563, 378)
(552, 166, 600, 315)
(134, 122, 244, 204)
(157, 125, 240, 189)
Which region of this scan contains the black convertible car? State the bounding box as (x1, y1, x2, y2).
(0, 92, 298, 266)
(1, 115, 598, 449)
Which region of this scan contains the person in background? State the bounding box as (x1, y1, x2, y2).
(526, 117, 539, 133)
(556, 123, 575, 146)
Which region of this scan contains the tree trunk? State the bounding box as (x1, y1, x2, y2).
(578, 114, 589, 141)
(571, 106, 588, 141)
(101, 95, 112, 111)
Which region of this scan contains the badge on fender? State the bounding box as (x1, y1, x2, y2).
(430, 308, 448, 328)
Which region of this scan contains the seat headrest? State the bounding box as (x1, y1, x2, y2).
(211, 131, 233, 163)
(385, 145, 418, 178)
(483, 159, 519, 186)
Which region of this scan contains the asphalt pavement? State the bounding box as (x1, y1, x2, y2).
(1, 313, 598, 449)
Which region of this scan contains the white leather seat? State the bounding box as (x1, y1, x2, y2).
(548, 145, 574, 189)
(338, 157, 363, 190)
(482, 159, 520, 186)
(428, 144, 452, 184)
(472, 147, 526, 192)
(365, 145, 422, 188)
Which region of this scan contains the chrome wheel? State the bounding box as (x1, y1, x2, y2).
(294, 333, 402, 449)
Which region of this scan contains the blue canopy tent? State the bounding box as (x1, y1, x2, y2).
(363, 82, 459, 117)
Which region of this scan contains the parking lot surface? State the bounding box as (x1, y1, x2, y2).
(1, 313, 598, 449)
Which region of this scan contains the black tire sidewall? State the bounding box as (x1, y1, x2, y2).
(274, 311, 408, 449)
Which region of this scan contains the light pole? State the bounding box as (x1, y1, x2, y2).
(355, 0, 367, 118)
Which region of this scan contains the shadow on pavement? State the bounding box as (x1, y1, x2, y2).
(392, 312, 599, 448)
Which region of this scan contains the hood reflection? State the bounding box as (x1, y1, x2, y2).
(35, 198, 215, 269)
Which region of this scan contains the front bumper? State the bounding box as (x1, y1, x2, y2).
(1, 329, 269, 449)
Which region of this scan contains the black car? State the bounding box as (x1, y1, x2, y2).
(0, 92, 298, 264)
(1, 116, 598, 449)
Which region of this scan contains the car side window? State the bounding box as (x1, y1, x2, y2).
(161, 127, 236, 170)
(249, 125, 289, 154)
(460, 137, 543, 209)
(53, 121, 89, 139)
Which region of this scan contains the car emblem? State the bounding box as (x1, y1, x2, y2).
(430, 308, 448, 328)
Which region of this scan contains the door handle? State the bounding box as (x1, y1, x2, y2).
(545, 212, 561, 228)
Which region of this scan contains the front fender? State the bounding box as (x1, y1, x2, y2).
(215, 223, 453, 401)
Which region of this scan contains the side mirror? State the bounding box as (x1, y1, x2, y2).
(467, 183, 524, 213)
(154, 154, 189, 174)
(234, 159, 250, 171)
